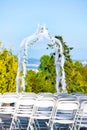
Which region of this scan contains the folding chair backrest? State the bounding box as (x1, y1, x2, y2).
(0, 95, 18, 114)
(16, 96, 36, 117)
(81, 101, 87, 113)
(32, 96, 56, 120)
(57, 100, 79, 110)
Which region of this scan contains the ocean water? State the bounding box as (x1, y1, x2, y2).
(26, 58, 40, 70)
(26, 65, 38, 70)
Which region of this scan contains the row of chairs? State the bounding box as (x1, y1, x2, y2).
(0, 92, 87, 130)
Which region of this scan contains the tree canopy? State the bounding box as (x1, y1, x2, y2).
(0, 48, 18, 93)
(25, 55, 56, 93)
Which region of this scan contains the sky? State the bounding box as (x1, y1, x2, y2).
(0, 0, 87, 60)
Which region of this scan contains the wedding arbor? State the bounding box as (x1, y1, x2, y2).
(16, 25, 66, 93)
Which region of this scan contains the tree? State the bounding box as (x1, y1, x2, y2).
(55, 36, 73, 62)
(0, 49, 18, 93)
(25, 70, 37, 92)
(65, 60, 87, 93)
(25, 55, 56, 93)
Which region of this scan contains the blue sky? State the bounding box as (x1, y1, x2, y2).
(0, 0, 87, 60)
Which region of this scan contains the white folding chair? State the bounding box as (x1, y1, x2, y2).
(73, 101, 87, 130)
(10, 94, 36, 130)
(51, 99, 79, 130)
(0, 94, 18, 129)
(30, 95, 57, 130)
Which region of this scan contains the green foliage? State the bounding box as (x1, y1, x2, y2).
(0, 49, 18, 93)
(25, 70, 37, 92)
(65, 60, 87, 93)
(25, 55, 56, 93)
(55, 36, 73, 61)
